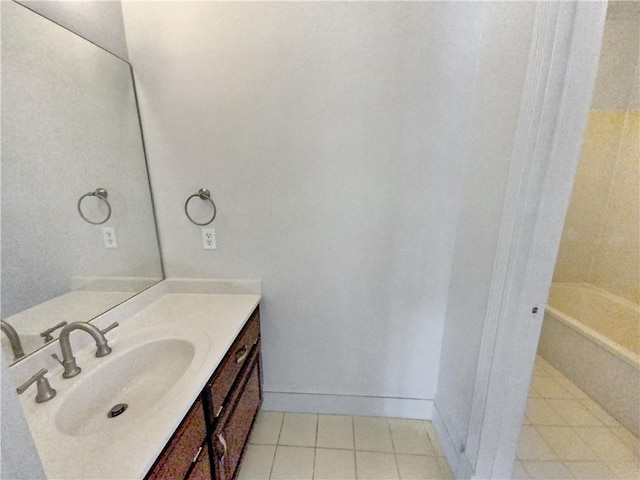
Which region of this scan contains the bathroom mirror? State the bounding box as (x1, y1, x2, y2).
(1, 1, 163, 365)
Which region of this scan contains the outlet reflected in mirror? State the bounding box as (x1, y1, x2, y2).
(0, 1, 163, 365)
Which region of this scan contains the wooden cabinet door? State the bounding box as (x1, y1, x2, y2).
(208, 309, 260, 421)
(186, 444, 212, 480)
(146, 398, 207, 480)
(213, 349, 262, 480)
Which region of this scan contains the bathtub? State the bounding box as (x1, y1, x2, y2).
(537, 283, 639, 436)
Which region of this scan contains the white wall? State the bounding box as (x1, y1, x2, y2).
(18, 0, 129, 60)
(434, 0, 536, 461)
(1, 1, 162, 318)
(122, 1, 485, 413)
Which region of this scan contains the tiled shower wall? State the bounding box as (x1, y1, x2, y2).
(552, 3, 640, 304)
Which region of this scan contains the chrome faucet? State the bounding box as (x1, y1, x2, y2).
(1, 320, 25, 360)
(54, 321, 119, 378)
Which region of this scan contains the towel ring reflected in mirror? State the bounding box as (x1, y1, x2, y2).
(77, 188, 111, 225)
(185, 188, 217, 226)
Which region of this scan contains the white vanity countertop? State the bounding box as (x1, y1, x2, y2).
(2, 291, 136, 365)
(4, 290, 135, 333)
(16, 290, 261, 480)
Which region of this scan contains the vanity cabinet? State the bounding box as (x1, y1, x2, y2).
(212, 346, 261, 480)
(147, 399, 207, 480)
(145, 306, 262, 480)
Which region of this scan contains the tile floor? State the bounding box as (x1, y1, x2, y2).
(237, 412, 454, 479)
(515, 356, 640, 480)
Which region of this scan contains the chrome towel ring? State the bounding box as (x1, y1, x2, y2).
(185, 188, 217, 226)
(77, 188, 111, 225)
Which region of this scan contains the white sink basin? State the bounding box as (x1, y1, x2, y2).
(54, 333, 204, 437)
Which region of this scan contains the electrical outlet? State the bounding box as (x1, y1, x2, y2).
(102, 227, 118, 249)
(201, 228, 216, 250)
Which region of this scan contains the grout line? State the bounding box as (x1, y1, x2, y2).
(268, 413, 285, 480)
(352, 416, 358, 480)
(387, 418, 402, 480)
(312, 414, 319, 479)
(267, 444, 277, 480)
(276, 412, 285, 445)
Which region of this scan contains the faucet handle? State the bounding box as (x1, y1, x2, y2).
(40, 321, 68, 342)
(100, 322, 119, 336)
(16, 368, 57, 403)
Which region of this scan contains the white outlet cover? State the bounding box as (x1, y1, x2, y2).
(201, 228, 216, 250)
(102, 227, 118, 249)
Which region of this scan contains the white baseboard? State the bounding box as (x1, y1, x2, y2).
(432, 402, 475, 480)
(263, 390, 433, 419)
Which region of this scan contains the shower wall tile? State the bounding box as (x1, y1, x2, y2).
(591, 11, 640, 110)
(552, 111, 623, 284)
(553, 109, 640, 304)
(590, 110, 640, 304)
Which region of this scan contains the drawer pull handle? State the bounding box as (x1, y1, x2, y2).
(217, 433, 228, 463)
(235, 345, 249, 364)
(193, 446, 203, 464)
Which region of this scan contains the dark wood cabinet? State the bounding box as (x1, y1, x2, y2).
(186, 444, 211, 480)
(207, 309, 260, 421)
(145, 306, 262, 480)
(212, 346, 262, 480)
(147, 399, 207, 480)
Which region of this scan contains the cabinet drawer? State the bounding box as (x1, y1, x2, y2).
(213, 348, 262, 480)
(146, 398, 207, 480)
(186, 444, 211, 480)
(208, 308, 260, 419)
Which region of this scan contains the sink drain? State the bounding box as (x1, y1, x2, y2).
(107, 403, 128, 418)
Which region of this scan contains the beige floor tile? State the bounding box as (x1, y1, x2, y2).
(546, 399, 603, 427)
(532, 363, 551, 377)
(250, 411, 284, 445)
(513, 461, 530, 479)
(580, 399, 621, 427)
(525, 398, 567, 426)
(521, 461, 573, 480)
(436, 456, 453, 480)
(354, 416, 394, 453)
(270, 446, 315, 480)
(610, 427, 640, 457)
(517, 426, 558, 461)
(534, 356, 554, 372)
(565, 461, 617, 479)
(528, 384, 542, 399)
(314, 448, 356, 480)
(389, 419, 434, 455)
(540, 364, 565, 379)
(237, 444, 276, 480)
(575, 427, 637, 463)
(555, 376, 589, 400)
(278, 413, 318, 447)
(537, 426, 598, 461)
(396, 454, 442, 479)
(535, 357, 564, 378)
(316, 415, 354, 450)
(424, 422, 445, 457)
(606, 461, 640, 479)
(530, 376, 574, 399)
(355, 451, 399, 479)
